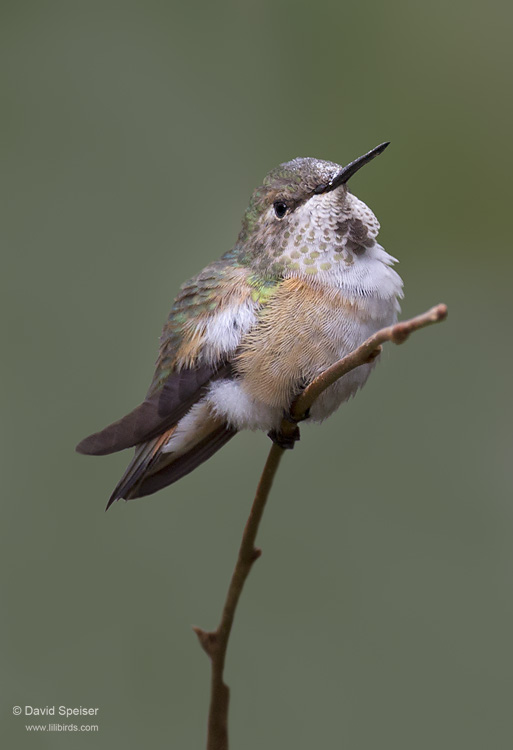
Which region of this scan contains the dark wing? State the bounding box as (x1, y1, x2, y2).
(76, 361, 231, 456)
(76, 259, 256, 457)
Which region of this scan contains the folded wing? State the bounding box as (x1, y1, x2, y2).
(76, 258, 278, 503)
(76, 362, 230, 456)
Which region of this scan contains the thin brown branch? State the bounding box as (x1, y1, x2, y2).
(193, 442, 285, 750)
(195, 302, 448, 750)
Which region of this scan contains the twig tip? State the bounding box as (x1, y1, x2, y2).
(434, 303, 448, 320)
(192, 626, 217, 657)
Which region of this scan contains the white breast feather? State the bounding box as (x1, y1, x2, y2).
(190, 297, 258, 365)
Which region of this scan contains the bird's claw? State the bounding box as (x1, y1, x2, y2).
(267, 425, 301, 450)
(283, 406, 310, 424)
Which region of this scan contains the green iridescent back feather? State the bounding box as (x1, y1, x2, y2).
(147, 259, 280, 396)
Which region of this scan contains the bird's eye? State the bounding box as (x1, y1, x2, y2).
(273, 201, 288, 219)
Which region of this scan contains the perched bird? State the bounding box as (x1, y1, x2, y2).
(77, 142, 403, 508)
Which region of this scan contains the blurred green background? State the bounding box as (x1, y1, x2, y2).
(2, 0, 512, 747)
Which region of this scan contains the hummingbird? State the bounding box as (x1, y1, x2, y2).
(77, 142, 403, 508)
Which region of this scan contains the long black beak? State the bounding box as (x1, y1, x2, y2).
(315, 141, 390, 194)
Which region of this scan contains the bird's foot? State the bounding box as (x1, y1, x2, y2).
(284, 406, 310, 424)
(267, 424, 301, 450)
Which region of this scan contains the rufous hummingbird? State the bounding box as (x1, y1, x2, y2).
(77, 142, 403, 508)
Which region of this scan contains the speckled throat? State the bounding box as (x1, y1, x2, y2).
(274, 189, 378, 278)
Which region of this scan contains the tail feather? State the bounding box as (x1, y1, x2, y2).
(106, 406, 237, 508)
(106, 428, 176, 510)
